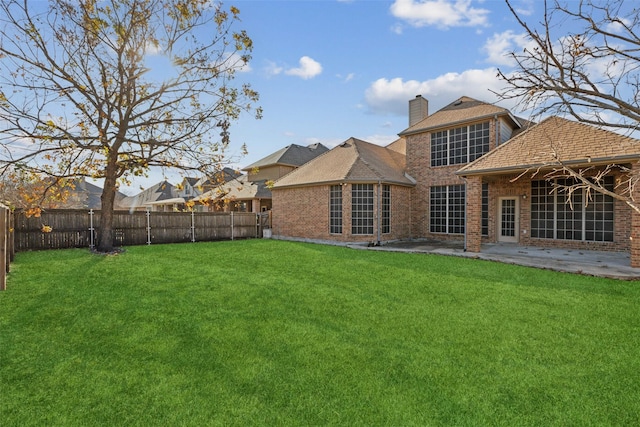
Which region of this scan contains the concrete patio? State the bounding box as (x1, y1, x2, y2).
(357, 239, 639, 280)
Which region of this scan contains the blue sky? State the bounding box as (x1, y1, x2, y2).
(129, 0, 540, 192)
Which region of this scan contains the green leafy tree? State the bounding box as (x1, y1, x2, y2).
(0, 0, 260, 251)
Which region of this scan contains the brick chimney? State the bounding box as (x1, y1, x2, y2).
(409, 95, 428, 127)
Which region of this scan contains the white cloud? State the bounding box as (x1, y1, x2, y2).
(512, 0, 535, 17)
(265, 60, 284, 77)
(364, 68, 517, 116)
(337, 72, 355, 83)
(361, 134, 399, 146)
(220, 52, 252, 73)
(482, 30, 531, 67)
(605, 18, 632, 34)
(285, 56, 323, 79)
(390, 0, 490, 30)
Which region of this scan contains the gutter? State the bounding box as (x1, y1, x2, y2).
(456, 154, 640, 178)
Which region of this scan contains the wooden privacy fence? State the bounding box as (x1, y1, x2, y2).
(14, 209, 265, 252)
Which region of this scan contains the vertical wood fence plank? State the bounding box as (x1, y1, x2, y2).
(13, 209, 260, 252)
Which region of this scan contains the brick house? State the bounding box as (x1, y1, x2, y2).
(272, 95, 640, 267)
(272, 137, 414, 244)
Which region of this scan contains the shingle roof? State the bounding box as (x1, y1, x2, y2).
(243, 143, 329, 170)
(399, 96, 520, 135)
(458, 116, 640, 176)
(193, 175, 271, 201)
(386, 137, 406, 155)
(273, 137, 415, 189)
(118, 180, 175, 208)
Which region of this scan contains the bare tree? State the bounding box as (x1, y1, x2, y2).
(0, 0, 261, 251)
(496, 0, 640, 213)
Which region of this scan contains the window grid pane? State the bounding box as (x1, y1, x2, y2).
(530, 178, 614, 242)
(469, 122, 490, 162)
(449, 126, 468, 165)
(448, 185, 466, 234)
(382, 185, 391, 234)
(430, 185, 465, 234)
(329, 185, 342, 234)
(430, 121, 490, 167)
(430, 130, 448, 167)
(351, 184, 374, 235)
(430, 186, 447, 233)
(555, 179, 583, 240)
(585, 177, 614, 241)
(531, 180, 555, 238)
(501, 199, 516, 237)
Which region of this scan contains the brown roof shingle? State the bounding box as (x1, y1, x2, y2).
(458, 116, 640, 176)
(273, 138, 415, 188)
(400, 96, 520, 135)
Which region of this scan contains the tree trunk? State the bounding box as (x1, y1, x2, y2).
(97, 174, 117, 252)
(96, 151, 121, 252)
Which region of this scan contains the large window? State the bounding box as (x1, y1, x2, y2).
(430, 185, 465, 234)
(352, 184, 374, 235)
(430, 121, 490, 167)
(531, 178, 614, 242)
(382, 185, 391, 234)
(329, 185, 342, 234)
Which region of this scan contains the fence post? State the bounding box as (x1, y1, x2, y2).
(231, 211, 234, 241)
(89, 209, 95, 249)
(146, 209, 152, 245)
(5, 208, 10, 272)
(191, 211, 196, 242)
(0, 205, 7, 291)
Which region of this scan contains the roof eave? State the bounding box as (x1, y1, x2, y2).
(456, 154, 640, 177)
(399, 111, 513, 137)
(273, 178, 416, 190)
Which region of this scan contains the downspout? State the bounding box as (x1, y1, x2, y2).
(377, 180, 382, 245)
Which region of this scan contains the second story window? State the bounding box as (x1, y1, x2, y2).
(430, 121, 490, 166)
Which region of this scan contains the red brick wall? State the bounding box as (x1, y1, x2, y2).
(487, 172, 631, 253)
(272, 184, 412, 243)
(630, 163, 640, 267)
(406, 117, 633, 255)
(406, 117, 500, 242)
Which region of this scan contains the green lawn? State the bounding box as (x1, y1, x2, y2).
(1, 239, 639, 426)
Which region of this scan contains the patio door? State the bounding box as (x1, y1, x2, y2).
(498, 197, 519, 243)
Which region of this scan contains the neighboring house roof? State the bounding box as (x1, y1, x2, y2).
(399, 96, 521, 136)
(195, 167, 243, 188)
(184, 177, 199, 186)
(193, 174, 271, 202)
(458, 116, 640, 176)
(273, 137, 415, 189)
(118, 180, 175, 209)
(243, 143, 329, 170)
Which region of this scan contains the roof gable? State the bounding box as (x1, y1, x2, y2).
(193, 175, 271, 201)
(458, 116, 640, 176)
(273, 138, 414, 188)
(400, 96, 519, 135)
(243, 143, 329, 170)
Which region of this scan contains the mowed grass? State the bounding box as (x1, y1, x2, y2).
(1, 240, 639, 426)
